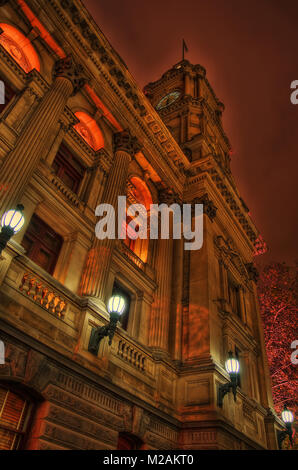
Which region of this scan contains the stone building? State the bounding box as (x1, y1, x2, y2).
(0, 0, 283, 450)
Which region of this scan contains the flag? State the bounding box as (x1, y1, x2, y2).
(182, 39, 188, 60)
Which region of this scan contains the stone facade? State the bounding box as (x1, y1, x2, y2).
(0, 0, 283, 450)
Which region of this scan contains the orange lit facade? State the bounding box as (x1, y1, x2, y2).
(0, 0, 283, 450)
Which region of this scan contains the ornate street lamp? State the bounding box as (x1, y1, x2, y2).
(218, 351, 240, 407)
(277, 405, 294, 449)
(88, 295, 126, 355)
(0, 204, 25, 255)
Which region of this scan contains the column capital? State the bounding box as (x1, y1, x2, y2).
(192, 193, 217, 221)
(113, 129, 140, 155)
(53, 55, 87, 95)
(158, 187, 180, 205)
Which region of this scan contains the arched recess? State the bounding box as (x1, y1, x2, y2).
(74, 111, 104, 151)
(117, 432, 145, 450)
(0, 23, 40, 73)
(125, 176, 153, 263)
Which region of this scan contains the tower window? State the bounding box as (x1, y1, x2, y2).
(0, 387, 32, 450)
(112, 281, 131, 331)
(52, 144, 84, 194)
(21, 214, 63, 275)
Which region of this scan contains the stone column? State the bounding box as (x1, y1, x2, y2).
(0, 55, 86, 215)
(44, 120, 70, 166)
(80, 130, 138, 303)
(149, 188, 174, 353)
(184, 194, 217, 361)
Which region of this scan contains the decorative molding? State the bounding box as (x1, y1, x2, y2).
(208, 167, 257, 243)
(245, 263, 259, 283)
(113, 129, 140, 155)
(192, 193, 217, 221)
(214, 235, 250, 284)
(54, 55, 87, 95)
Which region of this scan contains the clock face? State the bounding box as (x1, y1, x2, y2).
(156, 91, 181, 110)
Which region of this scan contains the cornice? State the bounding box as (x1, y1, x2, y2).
(207, 166, 258, 244)
(42, 0, 190, 193)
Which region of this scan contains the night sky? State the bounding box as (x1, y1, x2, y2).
(83, 0, 297, 265)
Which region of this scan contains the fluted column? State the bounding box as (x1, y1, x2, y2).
(80, 130, 139, 302)
(0, 55, 86, 214)
(149, 188, 175, 352)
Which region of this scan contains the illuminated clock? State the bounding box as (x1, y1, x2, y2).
(156, 91, 181, 110)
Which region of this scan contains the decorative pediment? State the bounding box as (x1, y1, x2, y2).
(214, 235, 250, 283)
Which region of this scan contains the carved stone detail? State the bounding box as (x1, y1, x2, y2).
(192, 193, 217, 221)
(245, 262, 259, 283)
(158, 187, 177, 205)
(113, 129, 140, 155)
(54, 55, 87, 95)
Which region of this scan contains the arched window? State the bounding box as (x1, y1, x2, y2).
(117, 432, 144, 450)
(74, 111, 104, 151)
(124, 177, 153, 263)
(0, 24, 40, 73)
(0, 386, 33, 450)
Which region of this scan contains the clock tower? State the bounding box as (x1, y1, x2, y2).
(144, 60, 276, 449)
(144, 59, 231, 172)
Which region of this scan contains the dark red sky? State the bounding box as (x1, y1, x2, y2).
(83, 0, 297, 264)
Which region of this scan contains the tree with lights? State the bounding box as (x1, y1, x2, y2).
(258, 262, 298, 416)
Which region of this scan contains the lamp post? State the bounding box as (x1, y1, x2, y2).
(277, 405, 294, 449)
(88, 295, 125, 355)
(0, 204, 25, 256)
(218, 351, 240, 407)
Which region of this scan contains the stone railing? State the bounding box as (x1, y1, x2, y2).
(117, 339, 146, 371)
(115, 337, 155, 378)
(19, 272, 67, 319)
(118, 242, 145, 271)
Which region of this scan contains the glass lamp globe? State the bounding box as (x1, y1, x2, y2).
(107, 295, 126, 316)
(225, 353, 240, 375)
(1, 204, 25, 234)
(281, 407, 294, 424)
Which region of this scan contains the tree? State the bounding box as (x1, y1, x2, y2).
(257, 262, 298, 417)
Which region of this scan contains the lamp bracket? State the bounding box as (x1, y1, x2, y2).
(88, 314, 120, 355)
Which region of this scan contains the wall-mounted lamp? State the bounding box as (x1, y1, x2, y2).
(0, 204, 25, 256)
(88, 295, 125, 355)
(277, 405, 294, 449)
(218, 351, 240, 407)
